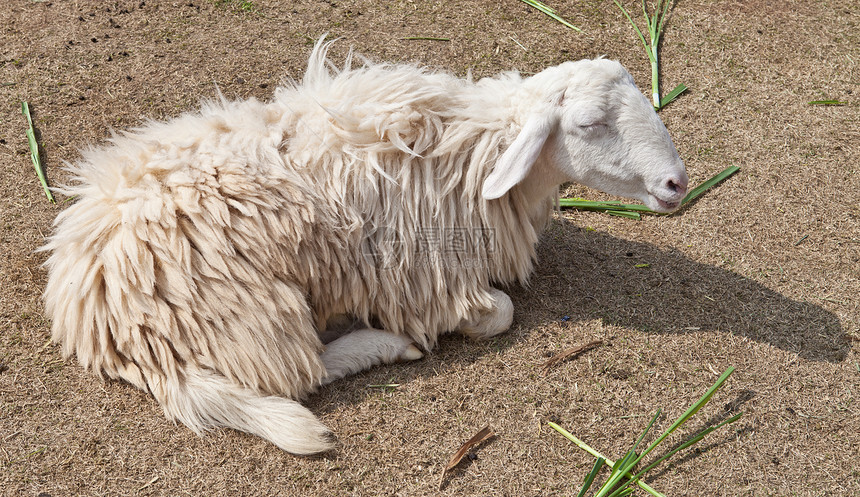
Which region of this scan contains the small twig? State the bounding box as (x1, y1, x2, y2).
(345, 429, 374, 437)
(60, 449, 75, 466)
(817, 296, 846, 305)
(794, 234, 809, 246)
(796, 411, 825, 420)
(402, 36, 450, 41)
(138, 476, 160, 491)
(509, 35, 528, 52)
(439, 425, 495, 490)
(542, 340, 604, 372)
(398, 404, 420, 414)
(10, 447, 46, 465)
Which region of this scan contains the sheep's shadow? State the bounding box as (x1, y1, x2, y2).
(310, 217, 847, 413)
(526, 220, 848, 363)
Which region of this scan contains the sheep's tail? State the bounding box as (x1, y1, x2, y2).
(154, 368, 337, 455)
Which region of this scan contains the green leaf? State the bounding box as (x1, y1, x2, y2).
(807, 100, 847, 106)
(548, 422, 605, 460)
(613, 0, 650, 57)
(21, 101, 55, 203)
(557, 199, 654, 213)
(595, 450, 638, 497)
(680, 165, 741, 206)
(548, 423, 666, 496)
(634, 367, 736, 467)
(614, 1, 684, 109)
(656, 0, 671, 40)
(625, 412, 743, 484)
(553, 368, 741, 497)
(607, 210, 642, 219)
(577, 457, 606, 497)
(548, 422, 664, 496)
(596, 410, 659, 497)
(659, 83, 688, 108)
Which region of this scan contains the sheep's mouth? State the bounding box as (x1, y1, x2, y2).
(646, 193, 682, 213)
(655, 198, 680, 211)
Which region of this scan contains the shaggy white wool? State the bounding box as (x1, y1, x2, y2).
(43, 39, 687, 454)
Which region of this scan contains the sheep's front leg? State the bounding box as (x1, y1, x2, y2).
(320, 329, 423, 385)
(458, 288, 514, 339)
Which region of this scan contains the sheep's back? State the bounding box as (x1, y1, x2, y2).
(275, 62, 545, 348)
(44, 98, 332, 398)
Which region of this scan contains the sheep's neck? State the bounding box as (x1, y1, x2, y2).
(515, 156, 566, 224)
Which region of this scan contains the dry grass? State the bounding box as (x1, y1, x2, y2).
(1, 0, 858, 495)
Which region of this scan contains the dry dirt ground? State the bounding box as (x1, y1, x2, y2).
(1, 0, 858, 495)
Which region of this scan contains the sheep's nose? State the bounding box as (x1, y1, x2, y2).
(665, 175, 688, 196)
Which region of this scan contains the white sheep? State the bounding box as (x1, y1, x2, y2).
(42, 39, 688, 455)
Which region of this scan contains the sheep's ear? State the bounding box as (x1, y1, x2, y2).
(482, 112, 556, 200)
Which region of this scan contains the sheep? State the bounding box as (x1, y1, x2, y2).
(42, 38, 688, 455)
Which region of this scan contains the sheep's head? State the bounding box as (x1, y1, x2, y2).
(482, 59, 688, 213)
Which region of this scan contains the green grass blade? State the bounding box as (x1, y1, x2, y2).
(548, 422, 665, 497)
(646, 0, 662, 107)
(626, 413, 743, 485)
(21, 101, 55, 203)
(553, 368, 739, 497)
(595, 450, 638, 497)
(548, 422, 605, 460)
(643, 0, 657, 43)
(576, 457, 606, 497)
(680, 165, 741, 206)
(808, 100, 847, 106)
(615, 0, 682, 109)
(656, 0, 670, 40)
(558, 199, 654, 213)
(607, 210, 642, 219)
(606, 479, 640, 497)
(523, 0, 558, 15)
(650, 54, 660, 108)
(596, 410, 659, 497)
(635, 367, 735, 464)
(519, 0, 582, 31)
(613, 0, 650, 56)
(659, 83, 688, 108)
(632, 410, 660, 452)
(602, 368, 736, 496)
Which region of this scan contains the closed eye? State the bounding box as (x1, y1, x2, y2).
(579, 122, 608, 132)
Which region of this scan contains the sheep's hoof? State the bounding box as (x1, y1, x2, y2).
(399, 344, 424, 362)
